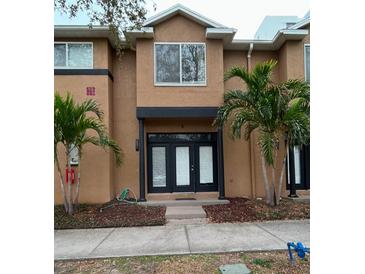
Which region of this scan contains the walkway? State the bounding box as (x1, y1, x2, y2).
(54, 219, 309, 260)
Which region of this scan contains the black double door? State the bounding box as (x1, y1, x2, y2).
(147, 133, 218, 193)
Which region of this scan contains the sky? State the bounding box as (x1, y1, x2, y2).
(54, 0, 309, 39)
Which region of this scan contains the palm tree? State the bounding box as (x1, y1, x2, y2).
(54, 93, 122, 214)
(214, 60, 309, 206)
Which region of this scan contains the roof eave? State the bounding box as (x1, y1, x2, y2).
(143, 3, 227, 28)
(124, 27, 154, 47)
(206, 28, 237, 44)
(54, 25, 126, 48)
(224, 29, 308, 51)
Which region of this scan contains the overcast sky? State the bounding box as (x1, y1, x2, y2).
(54, 0, 309, 39)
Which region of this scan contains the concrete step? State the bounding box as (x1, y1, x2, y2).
(166, 218, 208, 226)
(165, 206, 207, 220)
(140, 199, 229, 207)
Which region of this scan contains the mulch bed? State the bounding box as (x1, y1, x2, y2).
(203, 197, 309, 223)
(55, 199, 166, 229)
(55, 251, 309, 274)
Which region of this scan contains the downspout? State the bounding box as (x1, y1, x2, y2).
(247, 42, 257, 199)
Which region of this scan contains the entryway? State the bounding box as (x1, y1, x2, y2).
(147, 133, 218, 193)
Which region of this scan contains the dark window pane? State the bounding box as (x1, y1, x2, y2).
(155, 44, 180, 83)
(181, 44, 205, 83)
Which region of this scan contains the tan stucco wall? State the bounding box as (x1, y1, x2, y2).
(111, 50, 140, 197)
(136, 14, 224, 107)
(54, 75, 113, 204)
(54, 37, 116, 204)
(222, 50, 252, 198)
(222, 50, 284, 198)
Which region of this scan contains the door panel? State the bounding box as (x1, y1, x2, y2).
(147, 144, 171, 193)
(152, 147, 167, 188)
(175, 146, 191, 186)
(172, 144, 194, 192)
(199, 146, 213, 184)
(195, 143, 218, 192)
(286, 145, 310, 190)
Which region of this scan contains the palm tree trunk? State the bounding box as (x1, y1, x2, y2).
(276, 144, 289, 205)
(73, 163, 81, 209)
(55, 155, 68, 212)
(66, 150, 74, 215)
(260, 154, 272, 205)
(271, 166, 276, 206)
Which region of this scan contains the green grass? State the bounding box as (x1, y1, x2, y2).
(252, 258, 273, 268)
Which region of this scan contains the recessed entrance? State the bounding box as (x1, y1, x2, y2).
(147, 133, 218, 193)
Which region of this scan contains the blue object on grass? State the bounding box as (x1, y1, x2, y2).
(287, 242, 310, 263)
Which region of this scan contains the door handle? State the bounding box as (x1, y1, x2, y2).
(191, 165, 194, 172)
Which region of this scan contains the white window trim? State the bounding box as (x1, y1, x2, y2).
(304, 44, 310, 82)
(54, 42, 94, 69)
(154, 42, 207, 86)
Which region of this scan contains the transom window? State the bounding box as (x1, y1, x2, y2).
(54, 42, 93, 68)
(154, 43, 206, 86)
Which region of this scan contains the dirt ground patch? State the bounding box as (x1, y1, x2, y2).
(55, 199, 166, 229)
(203, 198, 309, 223)
(54, 251, 309, 274)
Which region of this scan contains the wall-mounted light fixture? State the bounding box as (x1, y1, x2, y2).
(135, 139, 139, 151)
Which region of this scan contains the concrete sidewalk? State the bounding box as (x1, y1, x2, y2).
(55, 219, 309, 260)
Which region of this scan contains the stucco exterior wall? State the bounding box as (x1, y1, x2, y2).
(222, 50, 252, 198)
(136, 15, 224, 107)
(54, 37, 114, 204)
(54, 75, 113, 204)
(112, 50, 140, 197)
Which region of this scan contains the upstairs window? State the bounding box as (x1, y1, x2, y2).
(54, 42, 93, 68)
(154, 43, 206, 86)
(304, 44, 310, 83)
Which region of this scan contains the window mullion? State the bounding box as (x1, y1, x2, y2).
(66, 43, 69, 67)
(179, 43, 182, 84)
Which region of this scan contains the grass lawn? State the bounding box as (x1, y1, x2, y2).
(203, 198, 309, 223)
(54, 251, 309, 274)
(54, 199, 166, 229)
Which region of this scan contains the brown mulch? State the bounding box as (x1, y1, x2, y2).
(54, 251, 309, 274)
(54, 199, 166, 229)
(203, 197, 310, 223)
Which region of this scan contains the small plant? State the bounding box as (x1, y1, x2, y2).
(252, 258, 273, 268)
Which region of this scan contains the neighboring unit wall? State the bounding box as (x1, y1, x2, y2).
(222, 50, 252, 198)
(54, 38, 114, 204)
(136, 14, 224, 107)
(112, 50, 140, 197)
(222, 49, 285, 199)
(280, 26, 310, 81)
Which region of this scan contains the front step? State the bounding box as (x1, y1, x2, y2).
(166, 218, 208, 225)
(165, 206, 207, 220)
(140, 199, 229, 207)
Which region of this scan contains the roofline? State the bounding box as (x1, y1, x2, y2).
(143, 3, 227, 28)
(225, 29, 309, 51)
(54, 26, 308, 51)
(54, 25, 126, 48)
(289, 17, 310, 29)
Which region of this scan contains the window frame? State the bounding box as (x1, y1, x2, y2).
(154, 42, 207, 87)
(304, 43, 310, 82)
(54, 41, 94, 69)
